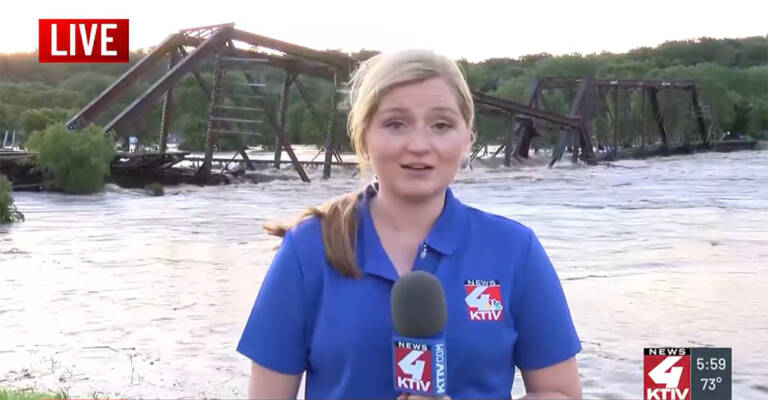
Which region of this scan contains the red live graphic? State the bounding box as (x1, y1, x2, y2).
(39, 19, 129, 63)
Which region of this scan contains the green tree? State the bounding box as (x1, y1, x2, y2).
(534, 54, 601, 78)
(0, 101, 22, 131)
(731, 97, 752, 134)
(596, 60, 652, 79)
(21, 107, 72, 134)
(177, 114, 208, 151)
(57, 71, 115, 99)
(749, 99, 768, 136)
(0, 174, 24, 224)
(26, 123, 115, 194)
(494, 75, 533, 102)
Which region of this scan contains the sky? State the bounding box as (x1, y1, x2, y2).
(0, 0, 766, 62)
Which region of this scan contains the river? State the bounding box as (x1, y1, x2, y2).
(2, 149, 767, 399)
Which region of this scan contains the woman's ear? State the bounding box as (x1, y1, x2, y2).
(466, 129, 476, 153)
(361, 137, 371, 161)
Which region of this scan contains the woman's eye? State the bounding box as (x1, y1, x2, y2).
(434, 122, 453, 130)
(385, 121, 405, 130)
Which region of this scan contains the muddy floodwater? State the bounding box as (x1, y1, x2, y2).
(2, 150, 767, 399)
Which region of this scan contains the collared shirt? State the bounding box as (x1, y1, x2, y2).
(237, 184, 581, 399)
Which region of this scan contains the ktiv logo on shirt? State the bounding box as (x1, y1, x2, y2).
(464, 279, 503, 321)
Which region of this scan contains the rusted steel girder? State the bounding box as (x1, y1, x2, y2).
(198, 50, 226, 179)
(68, 24, 352, 142)
(690, 87, 709, 146)
(237, 68, 310, 183)
(568, 78, 590, 116)
(648, 87, 669, 150)
(294, 77, 343, 164)
(323, 71, 342, 180)
(235, 52, 334, 79)
(61, 23, 357, 184)
(474, 89, 595, 167)
(613, 86, 620, 158)
(472, 91, 582, 128)
(182, 35, 336, 79)
(176, 45, 214, 98)
(472, 78, 540, 164)
(66, 33, 183, 130)
(230, 29, 354, 71)
(511, 117, 537, 159)
(274, 71, 297, 168)
(159, 49, 180, 153)
(545, 78, 597, 167)
(506, 79, 542, 164)
(179, 23, 235, 40)
(567, 78, 596, 164)
(104, 26, 234, 133)
(294, 77, 327, 139)
(220, 40, 259, 171)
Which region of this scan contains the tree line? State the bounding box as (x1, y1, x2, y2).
(1, 35, 766, 152)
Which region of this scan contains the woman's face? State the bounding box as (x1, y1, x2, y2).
(366, 77, 471, 202)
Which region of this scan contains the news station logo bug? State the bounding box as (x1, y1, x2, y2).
(38, 19, 129, 63)
(464, 279, 503, 321)
(644, 348, 691, 400)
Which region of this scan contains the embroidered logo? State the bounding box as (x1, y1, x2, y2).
(464, 279, 503, 321)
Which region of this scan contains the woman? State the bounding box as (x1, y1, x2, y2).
(237, 49, 582, 399)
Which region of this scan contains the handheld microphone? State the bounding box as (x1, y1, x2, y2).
(391, 271, 448, 396)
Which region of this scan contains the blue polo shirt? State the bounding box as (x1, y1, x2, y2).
(237, 184, 581, 399)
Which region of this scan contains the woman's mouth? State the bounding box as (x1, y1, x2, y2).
(400, 163, 434, 171)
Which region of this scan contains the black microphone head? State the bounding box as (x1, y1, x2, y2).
(390, 271, 447, 337)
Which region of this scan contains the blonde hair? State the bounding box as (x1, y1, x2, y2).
(264, 49, 475, 278)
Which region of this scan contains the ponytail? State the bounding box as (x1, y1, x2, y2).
(264, 189, 365, 278)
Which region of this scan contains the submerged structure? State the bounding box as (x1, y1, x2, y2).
(470, 77, 735, 167)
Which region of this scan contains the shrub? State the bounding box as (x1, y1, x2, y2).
(25, 123, 115, 194)
(20, 107, 73, 134)
(0, 175, 24, 224)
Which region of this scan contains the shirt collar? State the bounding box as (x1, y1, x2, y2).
(356, 182, 468, 280)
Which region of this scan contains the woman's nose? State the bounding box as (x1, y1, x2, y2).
(405, 126, 431, 153)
